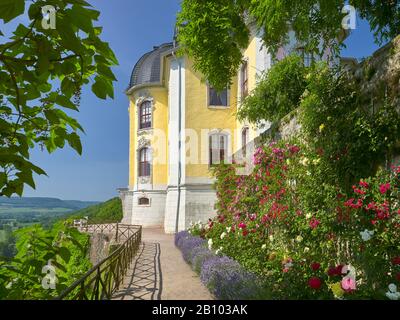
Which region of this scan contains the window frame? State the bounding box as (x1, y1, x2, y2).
(138, 197, 150, 206)
(240, 61, 249, 99)
(241, 127, 249, 157)
(138, 147, 151, 177)
(296, 47, 315, 67)
(209, 133, 229, 166)
(139, 100, 152, 130)
(207, 85, 229, 108)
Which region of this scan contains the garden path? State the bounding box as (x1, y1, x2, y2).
(112, 227, 213, 300)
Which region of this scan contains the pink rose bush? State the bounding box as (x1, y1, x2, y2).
(187, 140, 400, 299)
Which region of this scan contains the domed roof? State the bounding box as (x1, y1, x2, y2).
(128, 43, 174, 89)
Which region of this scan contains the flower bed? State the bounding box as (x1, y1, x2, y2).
(175, 231, 265, 300)
(190, 140, 400, 300)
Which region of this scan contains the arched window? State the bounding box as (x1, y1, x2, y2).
(241, 127, 249, 157)
(138, 197, 150, 206)
(139, 147, 151, 177)
(209, 133, 228, 165)
(139, 101, 152, 129)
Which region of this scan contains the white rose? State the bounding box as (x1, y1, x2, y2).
(300, 157, 309, 166)
(208, 238, 213, 250)
(304, 247, 310, 253)
(220, 232, 227, 240)
(305, 213, 312, 219)
(261, 244, 267, 250)
(296, 235, 303, 243)
(360, 229, 374, 242)
(269, 235, 274, 242)
(226, 226, 232, 233)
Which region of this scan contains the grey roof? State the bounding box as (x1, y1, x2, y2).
(128, 43, 174, 89)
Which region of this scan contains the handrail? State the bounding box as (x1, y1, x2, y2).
(79, 223, 142, 243)
(57, 225, 142, 300)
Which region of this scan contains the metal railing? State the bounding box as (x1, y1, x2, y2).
(79, 223, 140, 243)
(57, 224, 142, 300)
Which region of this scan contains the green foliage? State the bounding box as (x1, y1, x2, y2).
(300, 64, 400, 191)
(177, 0, 400, 89)
(71, 197, 123, 224)
(176, 0, 249, 91)
(0, 225, 16, 258)
(0, 0, 118, 197)
(238, 54, 400, 191)
(352, 0, 400, 44)
(0, 220, 91, 299)
(237, 55, 308, 124)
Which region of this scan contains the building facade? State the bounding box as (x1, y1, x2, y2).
(119, 27, 324, 233)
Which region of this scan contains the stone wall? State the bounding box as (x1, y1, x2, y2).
(89, 232, 113, 265)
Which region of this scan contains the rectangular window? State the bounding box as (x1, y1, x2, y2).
(297, 47, 314, 67)
(208, 87, 228, 107)
(241, 61, 248, 98)
(139, 148, 151, 177)
(209, 134, 228, 165)
(139, 101, 152, 129)
(242, 128, 249, 157)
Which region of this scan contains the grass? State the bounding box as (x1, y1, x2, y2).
(0, 230, 5, 242)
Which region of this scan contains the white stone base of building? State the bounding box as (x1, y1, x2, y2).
(119, 184, 217, 234)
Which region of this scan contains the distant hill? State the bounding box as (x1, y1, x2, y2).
(71, 197, 123, 224)
(0, 197, 98, 210)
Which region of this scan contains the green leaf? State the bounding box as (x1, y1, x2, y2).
(51, 260, 67, 273)
(55, 95, 78, 111)
(44, 110, 60, 125)
(69, 5, 99, 33)
(16, 170, 35, 189)
(67, 133, 82, 155)
(58, 247, 71, 264)
(97, 64, 117, 81)
(92, 77, 108, 99)
(0, 0, 25, 23)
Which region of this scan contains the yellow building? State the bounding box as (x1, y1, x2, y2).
(119, 28, 284, 233)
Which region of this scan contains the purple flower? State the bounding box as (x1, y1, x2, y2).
(200, 256, 262, 300)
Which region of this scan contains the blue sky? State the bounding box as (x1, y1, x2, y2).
(3, 1, 383, 201)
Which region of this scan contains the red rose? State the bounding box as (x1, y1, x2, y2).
(311, 262, 321, 271)
(396, 273, 400, 282)
(327, 267, 337, 277)
(308, 277, 322, 290)
(336, 264, 345, 275)
(392, 256, 400, 265)
(242, 230, 249, 237)
(327, 264, 344, 277)
(379, 183, 391, 194)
